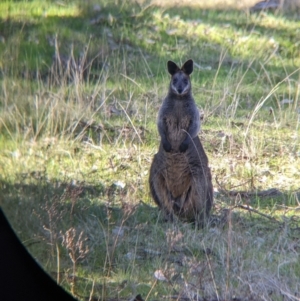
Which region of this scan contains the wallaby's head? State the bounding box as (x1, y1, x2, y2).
(167, 59, 193, 96)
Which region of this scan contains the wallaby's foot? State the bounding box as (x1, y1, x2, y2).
(162, 211, 175, 223)
(194, 213, 210, 229)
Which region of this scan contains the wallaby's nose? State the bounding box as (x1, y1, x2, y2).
(177, 87, 183, 94)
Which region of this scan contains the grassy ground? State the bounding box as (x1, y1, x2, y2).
(0, 0, 300, 300)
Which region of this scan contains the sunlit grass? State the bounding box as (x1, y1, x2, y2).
(0, 1, 81, 21)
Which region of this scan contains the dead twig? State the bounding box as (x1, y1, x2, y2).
(237, 204, 280, 222)
(225, 188, 282, 198)
(216, 176, 282, 198)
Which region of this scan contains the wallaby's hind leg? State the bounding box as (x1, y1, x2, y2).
(149, 157, 175, 222)
(198, 183, 213, 227)
(184, 174, 212, 227)
(150, 178, 174, 221)
(150, 180, 175, 221)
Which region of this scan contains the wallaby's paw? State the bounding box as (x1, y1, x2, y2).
(179, 141, 188, 152)
(162, 140, 172, 152)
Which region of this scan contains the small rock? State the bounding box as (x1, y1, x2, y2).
(114, 181, 125, 189)
(280, 99, 293, 105)
(93, 4, 101, 11)
(154, 270, 167, 281)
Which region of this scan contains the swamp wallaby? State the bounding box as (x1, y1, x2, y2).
(149, 59, 213, 225)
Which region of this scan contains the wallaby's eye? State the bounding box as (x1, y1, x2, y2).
(183, 79, 188, 85)
(173, 78, 178, 85)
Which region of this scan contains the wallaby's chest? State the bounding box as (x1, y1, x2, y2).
(164, 102, 191, 131)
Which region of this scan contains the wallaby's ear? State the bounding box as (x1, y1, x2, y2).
(167, 61, 180, 75)
(181, 59, 193, 75)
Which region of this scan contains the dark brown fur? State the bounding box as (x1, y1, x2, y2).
(149, 59, 213, 225)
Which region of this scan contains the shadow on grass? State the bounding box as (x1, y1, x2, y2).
(0, 175, 159, 298)
(0, 176, 158, 236)
(1, 174, 299, 300)
(1, 172, 298, 242)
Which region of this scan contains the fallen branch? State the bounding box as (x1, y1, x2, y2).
(215, 176, 282, 198)
(224, 188, 282, 198)
(237, 204, 279, 222)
